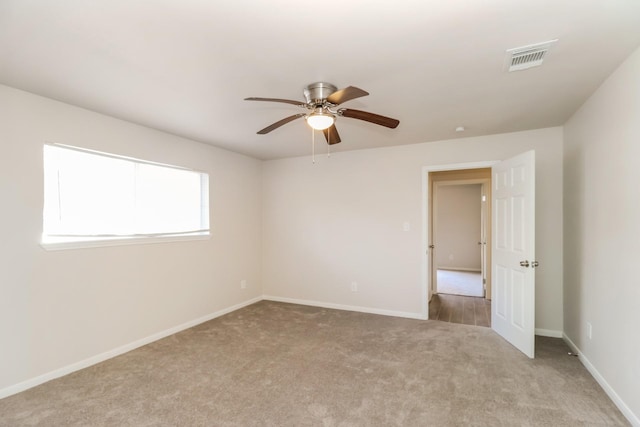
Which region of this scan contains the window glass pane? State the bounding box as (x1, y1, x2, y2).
(135, 164, 204, 234)
(58, 148, 135, 235)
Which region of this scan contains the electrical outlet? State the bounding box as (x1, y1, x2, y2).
(350, 281, 358, 292)
(587, 322, 592, 340)
(240, 280, 247, 289)
(403, 221, 410, 231)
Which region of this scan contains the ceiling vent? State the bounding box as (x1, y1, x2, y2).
(506, 39, 558, 72)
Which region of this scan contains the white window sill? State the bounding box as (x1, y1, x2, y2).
(40, 233, 210, 251)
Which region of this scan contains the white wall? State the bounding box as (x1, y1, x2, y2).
(0, 85, 263, 394)
(262, 127, 563, 331)
(435, 184, 482, 271)
(564, 46, 640, 423)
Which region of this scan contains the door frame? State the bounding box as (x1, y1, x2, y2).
(421, 161, 498, 320)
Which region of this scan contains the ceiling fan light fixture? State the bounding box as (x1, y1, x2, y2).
(306, 112, 335, 131)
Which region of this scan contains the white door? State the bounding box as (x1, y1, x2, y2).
(492, 150, 536, 358)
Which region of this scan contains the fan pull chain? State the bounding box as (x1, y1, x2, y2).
(311, 128, 315, 164)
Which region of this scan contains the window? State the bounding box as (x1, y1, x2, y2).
(42, 143, 209, 249)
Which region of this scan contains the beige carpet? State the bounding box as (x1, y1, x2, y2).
(0, 301, 628, 426)
(437, 269, 484, 297)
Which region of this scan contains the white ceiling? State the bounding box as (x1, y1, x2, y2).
(2, 1, 640, 160)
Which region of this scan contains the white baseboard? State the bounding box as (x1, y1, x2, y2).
(563, 334, 639, 427)
(535, 328, 563, 338)
(0, 296, 263, 400)
(263, 295, 427, 320)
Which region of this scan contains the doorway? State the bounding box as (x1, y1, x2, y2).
(427, 168, 492, 327)
(421, 152, 536, 358)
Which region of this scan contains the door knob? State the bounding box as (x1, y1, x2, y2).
(532, 261, 539, 268)
(520, 260, 530, 267)
(429, 245, 435, 249)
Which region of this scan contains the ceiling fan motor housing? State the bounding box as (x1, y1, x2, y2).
(304, 82, 337, 105)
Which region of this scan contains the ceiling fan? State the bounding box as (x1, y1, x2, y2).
(244, 82, 400, 145)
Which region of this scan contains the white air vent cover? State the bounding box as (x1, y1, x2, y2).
(506, 39, 558, 72)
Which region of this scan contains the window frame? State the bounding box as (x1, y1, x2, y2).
(41, 142, 210, 251)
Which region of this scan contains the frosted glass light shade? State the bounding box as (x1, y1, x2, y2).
(306, 113, 335, 130)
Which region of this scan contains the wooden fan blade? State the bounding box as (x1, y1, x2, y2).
(322, 125, 341, 145)
(326, 86, 369, 105)
(245, 97, 306, 106)
(257, 113, 306, 134)
(340, 109, 400, 129)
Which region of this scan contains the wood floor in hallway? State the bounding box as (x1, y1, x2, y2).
(429, 293, 491, 327)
